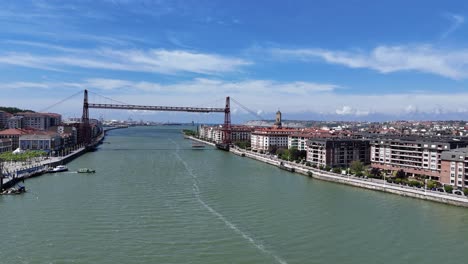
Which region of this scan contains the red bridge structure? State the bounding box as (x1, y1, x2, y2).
(81, 89, 231, 150)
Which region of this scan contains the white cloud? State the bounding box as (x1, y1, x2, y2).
(335, 106, 369, 116)
(3, 78, 468, 119)
(0, 47, 252, 75)
(441, 13, 465, 39)
(83, 78, 339, 95)
(272, 45, 468, 79)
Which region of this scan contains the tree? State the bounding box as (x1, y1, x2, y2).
(333, 167, 342, 174)
(268, 145, 278, 155)
(395, 169, 407, 179)
(463, 188, 468, 196)
(444, 185, 454, 193)
(426, 180, 436, 190)
(350, 160, 364, 174)
(370, 167, 381, 178)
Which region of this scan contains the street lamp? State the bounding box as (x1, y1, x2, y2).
(424, 178, 427, 195)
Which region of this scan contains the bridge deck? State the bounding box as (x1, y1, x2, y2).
(88, 103, 225, 113)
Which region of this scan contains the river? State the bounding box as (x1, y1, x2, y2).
(1, 126, 467, 264)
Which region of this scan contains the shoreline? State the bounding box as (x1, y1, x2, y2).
(186, 135, 468, 208)
(1, 126, 126, 191)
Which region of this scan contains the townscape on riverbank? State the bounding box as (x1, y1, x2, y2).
(3, 105, 468, 206)
(193, 111, 468, 200)
(0, 108, 130, 193)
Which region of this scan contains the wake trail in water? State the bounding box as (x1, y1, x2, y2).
(170, 139, 288, 264)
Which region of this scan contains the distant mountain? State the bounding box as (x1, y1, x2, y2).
(0, 106, 35, 114)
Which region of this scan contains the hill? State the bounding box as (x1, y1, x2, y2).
(0, 106, 35, 114)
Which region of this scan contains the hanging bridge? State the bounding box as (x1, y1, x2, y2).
(39, 89, 265, 149)
(80, 89, 232, 147)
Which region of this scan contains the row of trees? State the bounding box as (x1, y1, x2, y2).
(273, 147, 307, 162)
(0, 151, 48, 162)
(182, 129, 197, 136)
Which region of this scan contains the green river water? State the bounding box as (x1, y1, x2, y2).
(1, 126, 467, 264)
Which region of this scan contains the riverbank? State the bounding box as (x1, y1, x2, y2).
(185, 135, 216, 147)
(185, 135, 468, 208)
(229, 146, 468, 208)
(1, 126, 126, 192)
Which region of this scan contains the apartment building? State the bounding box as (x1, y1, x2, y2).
(199, 125, 222, 143)
(0, 110, 12, 129)
(288, 133, 314, 151)
(0, 128, 31, 149)
(251, 128, 299, 152)
(440, 148, 468, 189)
(0, 138, 13, 153)
(8, 112, 62, 130)
(369, 136, 468, 180)
(306, 138, 370, 168)
(19, 133, 62, 152)
(231, 126, 253, 143)
(7, 116, 23, 129)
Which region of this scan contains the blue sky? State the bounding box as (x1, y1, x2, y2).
(1, 0, 468, 122)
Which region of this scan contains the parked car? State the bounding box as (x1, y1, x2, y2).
(452, 190, 464, 196)
(436, 188, 445, 193)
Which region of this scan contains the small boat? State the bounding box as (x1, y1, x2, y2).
(49, 165, 68, 173)
(1, 186, 26, 195)
(77, 168, 96, 173)
(192, 143, 205, 149)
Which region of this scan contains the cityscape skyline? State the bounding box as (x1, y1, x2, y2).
(1, 1, 468, 121)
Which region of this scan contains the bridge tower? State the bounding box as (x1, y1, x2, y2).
(222, 96, 231, 144)
(81, 89, 91, 144)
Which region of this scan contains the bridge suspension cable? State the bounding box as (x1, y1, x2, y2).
(231, 98, 266, 121)
(39, 90, 84, 113)
(87, 90, 130, 105)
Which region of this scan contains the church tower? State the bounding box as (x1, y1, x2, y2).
(274, 110, 282, 128)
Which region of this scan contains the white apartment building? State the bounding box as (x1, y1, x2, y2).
(251, 128, 298, 152)
(288, 134, 314, 151)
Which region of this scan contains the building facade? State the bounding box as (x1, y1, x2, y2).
(7, 116, 23, 129)
(0, 110, 12, 129)
(306, 138, 370, 168)
(251, 128, 298, 152)
(8, 112, 62, 130)
(369, 136, 468, 180)
(19, 133, 62, 152)
(231, 126, 253, 143)
(0, 128, 30, 150)
(288, 134, 315, 151)
(0, 138, 13, 153)
(440, 148, 468, 189)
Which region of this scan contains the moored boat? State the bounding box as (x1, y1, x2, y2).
(77, 168, 96, 173)
(192, 143, 206, 149)
(49, 165, 68, 173)
(1, 185, 26, 195)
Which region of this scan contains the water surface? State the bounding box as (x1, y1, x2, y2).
(1, 126, 467, 263)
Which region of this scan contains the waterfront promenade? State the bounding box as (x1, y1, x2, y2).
(1, 126, 125, 191)
(229, 146, 468, 207)
(185, 135, 468, 207)
(1, 146, 86, 189)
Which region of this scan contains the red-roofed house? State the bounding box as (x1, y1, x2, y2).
(0, 128, 31, 149)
